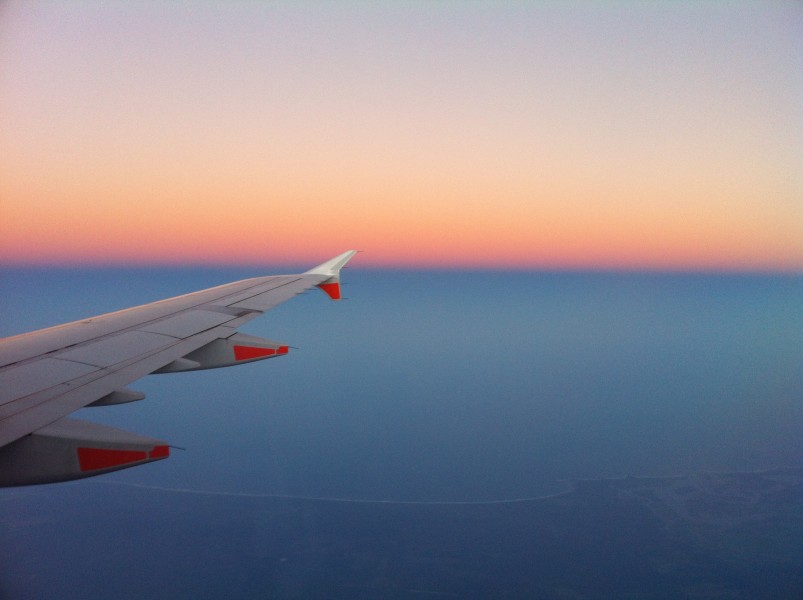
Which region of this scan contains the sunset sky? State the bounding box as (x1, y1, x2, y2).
(1, 1, 800, 270)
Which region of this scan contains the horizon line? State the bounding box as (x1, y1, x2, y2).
(0, 260, 800, 277)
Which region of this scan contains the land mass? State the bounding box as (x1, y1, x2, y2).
(1, 468, 801, 599)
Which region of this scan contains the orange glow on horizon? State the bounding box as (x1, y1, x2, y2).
(1, 3, 800, 273)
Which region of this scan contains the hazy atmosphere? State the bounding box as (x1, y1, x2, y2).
(1, 266, 801, 598)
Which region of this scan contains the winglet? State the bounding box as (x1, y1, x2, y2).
(305, 250, 358, 300)
(305, 250, 358, 278)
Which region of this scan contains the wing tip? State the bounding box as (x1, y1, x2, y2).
(304, 250, 358, 277)
(306, 250, 358, 301)
(317, 281, 342, 300)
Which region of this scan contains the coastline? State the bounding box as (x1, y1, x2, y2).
(89, 464, 802, 506)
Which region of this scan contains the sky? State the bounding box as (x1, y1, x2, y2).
(0, 1, 800, 270)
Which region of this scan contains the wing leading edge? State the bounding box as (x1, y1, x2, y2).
(0, 251, 358, 486)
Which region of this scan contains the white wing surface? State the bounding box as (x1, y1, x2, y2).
(0, 251, 357, 486)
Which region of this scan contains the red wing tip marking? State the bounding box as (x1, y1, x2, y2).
(233, 345, 277, 361)
(277, 345, 289, 355)
(317, 282, 342, 300)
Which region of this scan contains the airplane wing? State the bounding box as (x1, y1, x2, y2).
(0, 250, 357, 486)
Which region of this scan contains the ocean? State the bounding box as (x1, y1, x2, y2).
(0, 267, 800, 598)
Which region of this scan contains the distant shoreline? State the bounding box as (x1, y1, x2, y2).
(87, 465, 802, 506)
(561, 464, 803, 484)
(93, 479, 577, 506)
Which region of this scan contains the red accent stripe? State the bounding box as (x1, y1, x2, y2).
(149, 445, 170, 459)
(318, 282, 341, 300)
(277, 345, 289, 355)
(77, 447, 148, 472)
(233, 345, 277, 361)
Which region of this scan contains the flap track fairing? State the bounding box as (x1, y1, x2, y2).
(153, 332, 288, 374)
(0, 418, 168, 486)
